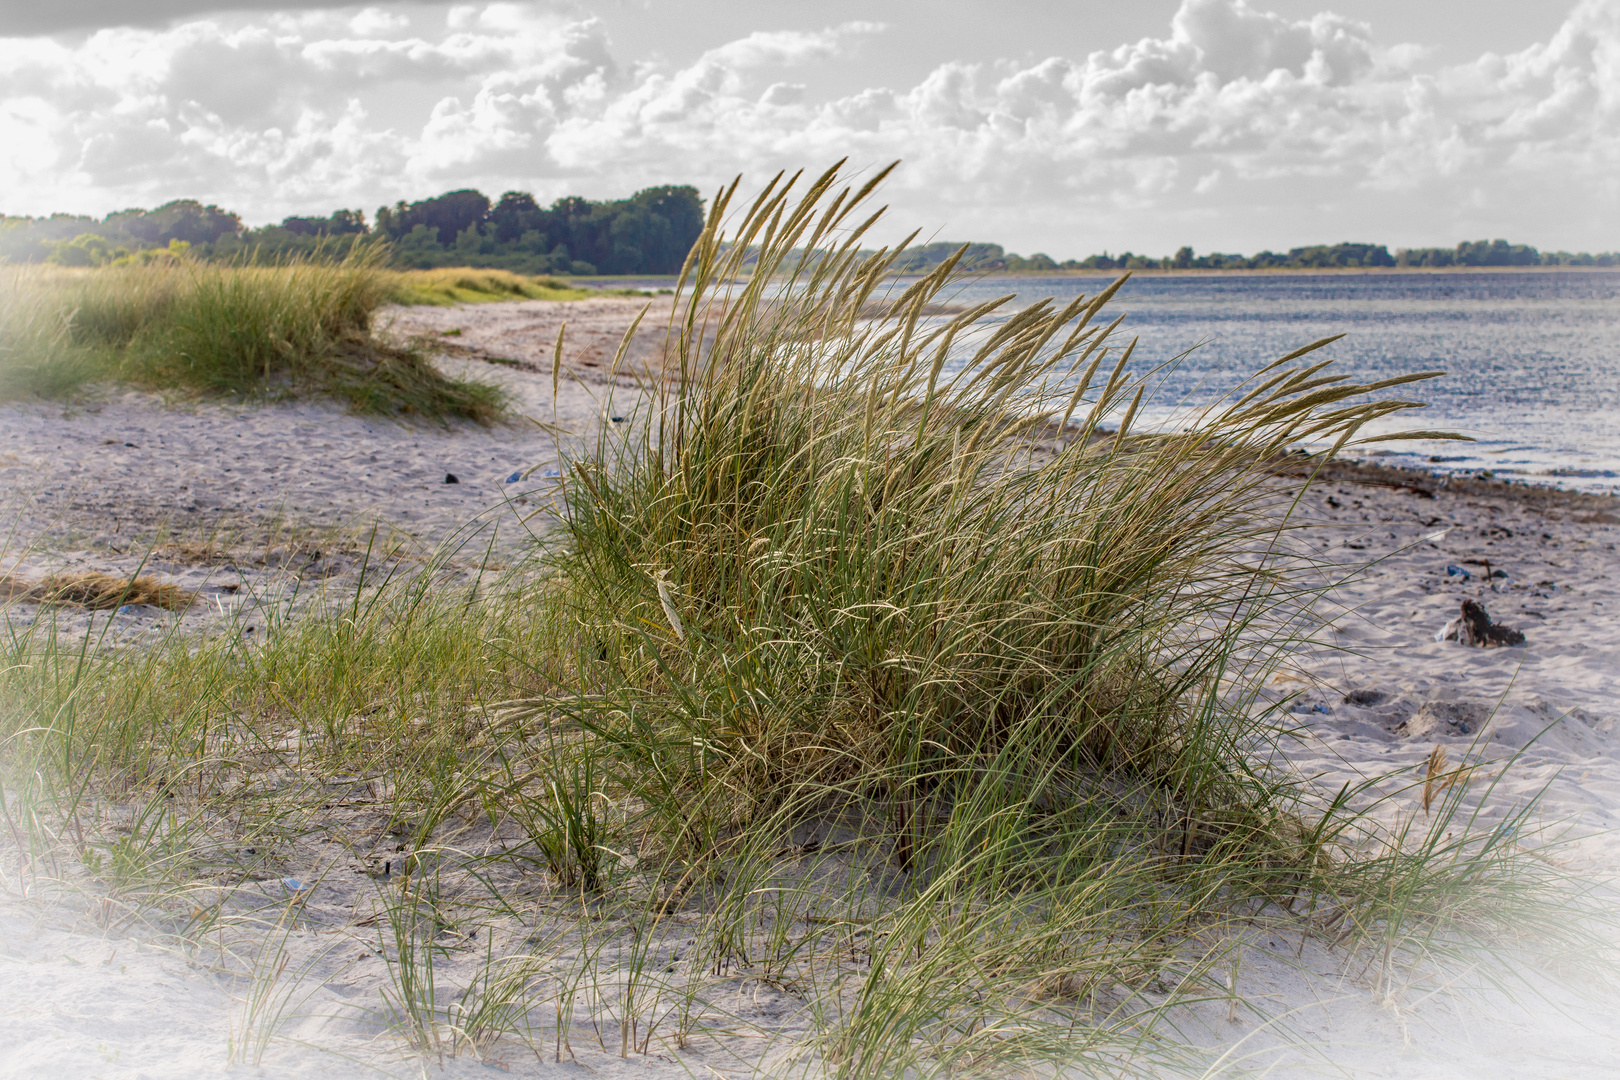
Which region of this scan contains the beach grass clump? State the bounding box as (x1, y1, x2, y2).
(552, 163, 1434, 866)
(0, 264, 116, 398)
(527, 163, 1611, 1070)
(0, 246, 505, 421)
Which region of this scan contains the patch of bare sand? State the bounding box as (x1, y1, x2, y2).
(1276, 464, 1620, 865)
(381, 295, 676, 382)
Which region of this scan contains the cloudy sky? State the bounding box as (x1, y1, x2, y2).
(2, 0, 1616, 257)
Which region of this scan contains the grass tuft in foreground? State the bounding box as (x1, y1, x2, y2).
(0, 244, 505, 421)
(556, 161, 1431, 866)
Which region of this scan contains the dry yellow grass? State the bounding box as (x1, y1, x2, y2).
(0, 571, 193, 611)
(388, 268, 591, 306)
(1423, 745, 1447, 814)
(1422, 744, 1474, 815)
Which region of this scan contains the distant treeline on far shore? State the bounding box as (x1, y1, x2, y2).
(903, 239, 1620, 273)
(2, 187, 1616, 274)
(0, 186, 706, 276)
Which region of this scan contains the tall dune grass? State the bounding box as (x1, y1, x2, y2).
(554, 162, 1433, 864)
(0, 246, 504, 421)
(541, 163, 1616, 1069)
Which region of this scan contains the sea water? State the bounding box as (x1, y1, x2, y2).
(934, 271, 1620, 494)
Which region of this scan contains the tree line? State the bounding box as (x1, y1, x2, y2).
(0, 185, 707, 276)
(896, 239, 1618, 273)
(2, 197, 1615, 275)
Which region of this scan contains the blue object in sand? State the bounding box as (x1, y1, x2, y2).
(1446, 564, 1471, 580)
(506, 471, 523, 483)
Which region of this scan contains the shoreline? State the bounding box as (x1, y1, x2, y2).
(570, 265, 1620, 286)
(1286, 456, 1620, 516)
(934, 264, 1620, 279)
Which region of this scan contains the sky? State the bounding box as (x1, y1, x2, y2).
(2, 0, 1616, 258)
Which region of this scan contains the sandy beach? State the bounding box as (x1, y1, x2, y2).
(0, 298, 670, 644)
(3, 297, 1619, 1079)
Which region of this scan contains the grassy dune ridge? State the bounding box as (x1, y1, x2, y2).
(0, 245, 522, 420)
(0, 164, 1614, 1075)
(388, 266, 595, 306)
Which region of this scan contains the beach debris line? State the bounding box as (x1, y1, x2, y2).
(1435, 599, 1526, 647)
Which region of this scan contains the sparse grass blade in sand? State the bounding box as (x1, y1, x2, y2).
(0, 244, 505, 421)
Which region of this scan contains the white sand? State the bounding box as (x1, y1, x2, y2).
(0, 301, 665, 644)
(1196, 471, 1620, 1076)
(1283, 472, 1620, 869)
(3, 300, 1620, 1078)
(380, 295, 677, 382)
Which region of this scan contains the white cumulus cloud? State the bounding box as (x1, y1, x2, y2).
(0, 0, 1615, 253)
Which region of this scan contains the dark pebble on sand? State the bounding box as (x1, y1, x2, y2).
(444, 473, 459, 484)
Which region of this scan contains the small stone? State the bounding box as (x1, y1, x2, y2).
(444, 473, 459, 484)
